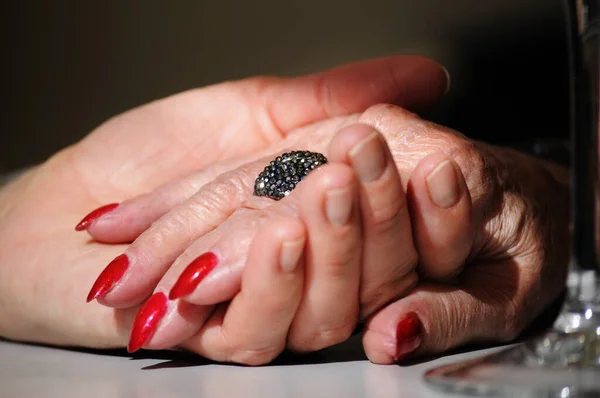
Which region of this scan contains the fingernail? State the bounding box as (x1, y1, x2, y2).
(127, 292, 168, 353)
(75, 203, 119, 231)
(280, 238, 305, 272)
(168, 252, 218, 300)
(349, 132, 386, 183)
(395, 312, 424, 361)
(442, 67, 451, 95)
(86, 254, 129, 302)
(325, 187, 353, 226)
(426, 160, 460, 208)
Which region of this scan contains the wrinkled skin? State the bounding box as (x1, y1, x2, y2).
(0, 56, 570, 366)
(0, 55, 450, 348)
(86, 103, 570, 364)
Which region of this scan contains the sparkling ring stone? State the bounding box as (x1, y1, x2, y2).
(253, 151, 328, 200)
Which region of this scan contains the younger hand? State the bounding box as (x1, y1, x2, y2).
(84, 105, 569, 365)
(0, 56, 448, 348)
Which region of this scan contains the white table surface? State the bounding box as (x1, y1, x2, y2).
(0, 336, 507, 398)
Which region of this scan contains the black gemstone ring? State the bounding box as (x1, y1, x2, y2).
(254, 151, 328, 200)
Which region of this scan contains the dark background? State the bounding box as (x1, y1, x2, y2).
(1, 1, 568, 174)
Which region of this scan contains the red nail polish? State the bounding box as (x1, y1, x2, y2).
(86, 254, 129, 302)
(169, 252, 218, 300)
(75, 203, 119, 231)
(394, 312, 424, 361)
(127, 292, 168, 353)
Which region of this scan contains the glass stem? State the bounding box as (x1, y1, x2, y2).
(551, 0, 600, 332)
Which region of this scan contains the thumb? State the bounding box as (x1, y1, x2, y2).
(362, 264, 524, 364)
(71, 55, 450, 198)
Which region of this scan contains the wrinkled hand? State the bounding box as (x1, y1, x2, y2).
(84, 104, 570, 365)
(0, 56, 448, 348)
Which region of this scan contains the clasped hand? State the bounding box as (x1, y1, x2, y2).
(0, 56, 569, 366)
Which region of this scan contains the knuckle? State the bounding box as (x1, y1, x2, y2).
(360, 288, 393, 319)
(451, 140, 495, 202)
(318, 324, 355, 347)
(367, 193, 409, 235)
(137, 211, 191, 250)
(320, 246, 362, 280)
(156, 205, 204, 236)
(360, 103, 420, 125)
(229, 346, 282, 366)
(144, 202, 216, 247)
(212, 168, 254, 199)
(452, 140, 485, 178)
(220, 328, 282, 366)
(135, 169, 255, 250)
(360, 271, 418, 319)
(291, 321, 357, 353)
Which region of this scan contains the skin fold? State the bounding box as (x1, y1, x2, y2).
(0, 55, 449, 349)
(84, 105, 570, 364)
(0, 56, 570, 365)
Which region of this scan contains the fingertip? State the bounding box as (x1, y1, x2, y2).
(362, 330, 398, 365)
(409, 153, 473, 281)
(363, 298, 427, 364)
(393, 311, 424, 362)
(296, 162, 358, 230)
(255, 217, 307, 274)
(390, 56, 450, 108)
(268, 217, 307, 245)
(298, 162, 357, 199)
(127, 292, 169, 353)
(85, 253, 130, 305)
(75, 203, 119, 232)
(327, 123, 382, 164)
(168, 252, 219, 301)
(84, 202, 140, 243)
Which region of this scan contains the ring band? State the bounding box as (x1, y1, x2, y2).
(254, 151, 328, 200)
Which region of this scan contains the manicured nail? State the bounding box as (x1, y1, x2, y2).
(75, 203, 119, 231)
(168, 252, 218, 300)
(86, 254, 129, 302)
(349, 132, 386, 183)
(127, 292, 168, 353)
(280, 238, 305, 272)
(426, 160, 460, 208)
(326, 187, 353, 227)
(395, 312, 424, 361)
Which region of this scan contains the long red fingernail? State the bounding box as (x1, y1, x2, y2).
(127, 292, 168, 353)
(86, 254, 129, 302)
(75, 203, 119, 231)
(394, 312, 424, 361)
(169, 252, 218, 300)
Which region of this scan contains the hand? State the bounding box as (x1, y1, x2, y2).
(85, 105, 569, 365)
(0, 56, 449, 348)
(361, 115, 570, 363)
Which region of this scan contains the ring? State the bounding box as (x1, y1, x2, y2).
(254, 151, 328, 200)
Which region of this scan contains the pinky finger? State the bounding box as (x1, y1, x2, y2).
(182, 217, 306, 365)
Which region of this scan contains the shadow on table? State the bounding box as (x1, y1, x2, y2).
(138, 334, 370, 370)
(0, 291, 563, 371)
(138, 291, 563, 370)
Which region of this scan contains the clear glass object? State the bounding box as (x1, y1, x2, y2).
(423, 1, 600, 397)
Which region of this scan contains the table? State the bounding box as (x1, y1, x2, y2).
(0, 336, 506, 398)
